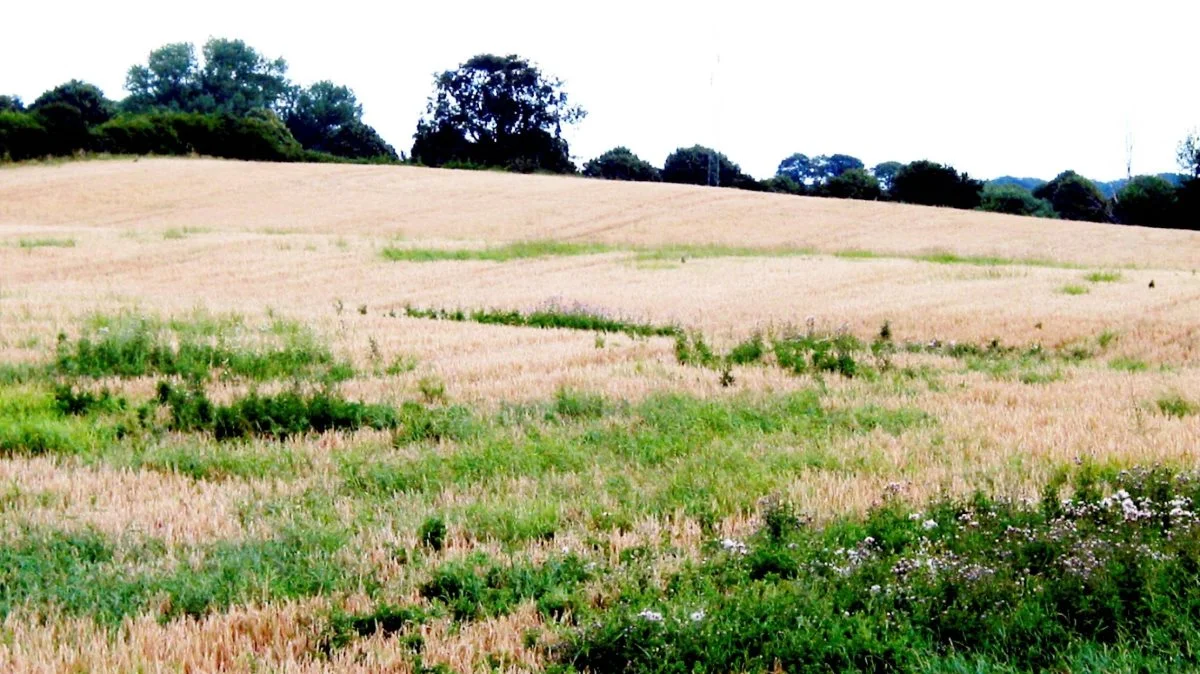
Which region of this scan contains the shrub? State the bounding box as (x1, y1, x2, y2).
(583, 147, 661, 181)
(418, 516, 447, 551)
(0, 111, 48, 161)
(820, 168, 881, 201)
(979, 183, 1057, 217)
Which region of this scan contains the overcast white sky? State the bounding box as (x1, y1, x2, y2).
(4, 0, 1197, 180)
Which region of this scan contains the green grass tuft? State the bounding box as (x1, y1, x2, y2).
(18, 238, 76, 249)
(1084, 270, 1122, 283)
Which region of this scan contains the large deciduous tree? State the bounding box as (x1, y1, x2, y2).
(1033, 171, 1109, 222)
(284, 81, 396, 159)
(125, 42, 202, 112)
(662, 145, 756, 188)
(890, 160, 983, 209)
(776, 152, 864, 186)
(125, 39, 290, 116)
(871, 161, 903, 194)
(1113, 176, 1178, 228)
(411, 54, 585, 173)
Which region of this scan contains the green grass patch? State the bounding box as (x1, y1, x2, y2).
(381, 240, 616, 262)
(1059, 284, 1090, 295)
(1084, 270, 1123, 283)
(1109, 357, 1149, 373)
(0, 525, 365, 625)
(54, 313, 352, 382)
(340, 391, 931, 526)
(1155, 393, 1198, 419)
(0, 385, 128, 458)
(18, 237, 75, 249)
(125, 440, 312, 482)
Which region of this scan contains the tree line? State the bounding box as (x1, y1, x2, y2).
(0, 39, 396, 164)
(2, 44, 1197, 230)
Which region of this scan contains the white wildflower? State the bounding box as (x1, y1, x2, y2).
(721, 538, 748, 555)
(922, 519, 938, 530)
(638, 610, 663, 622)
(689, 610, 706, 622)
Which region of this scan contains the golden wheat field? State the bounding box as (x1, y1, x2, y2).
(1, 157, 1199, 673)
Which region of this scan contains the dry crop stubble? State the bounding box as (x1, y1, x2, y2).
(2, 158, 1200, 671)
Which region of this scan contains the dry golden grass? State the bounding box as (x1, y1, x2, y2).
(3, 158, 1198, 267)
(2, 158, 1200, 670)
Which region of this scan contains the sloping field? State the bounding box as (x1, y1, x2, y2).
(3, 157, 1198, 267)
(1, 158, 1199, 672)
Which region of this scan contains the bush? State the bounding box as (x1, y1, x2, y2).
(0, 111, 48, 161)
(820, 168, 881, 201)
(1114, 175, 1178, 228)
(583, 147, 661, 181)
(890, 160, 983, 209)
(979, 183, 1057, 218)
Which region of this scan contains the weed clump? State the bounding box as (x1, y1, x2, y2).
(53, 314, 352, 382)
(155, 383, 398, 440)
(419, 553, 592, 621)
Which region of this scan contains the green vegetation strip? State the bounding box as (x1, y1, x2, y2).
(381, 240, 1095, 269)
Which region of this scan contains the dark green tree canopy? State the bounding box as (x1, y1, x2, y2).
(761, 175, 805, 195)
(776, 153, 813, 184)
(125, 42, 201, 112)
(31, 80, 113, 127)
(198, 39, 290, 115)
(0, 95, 24, 113)
(811, 154, 864, 182)
(978, 184, 1056, 218)
(871, 161, 903, 193)
(890, 160, 983, 209)
(776, 152, 864, 185)
(125, 39, 290, 116)
(412, 54, 584, 172)
(583, 147, 660, 181)
(1114, 175, 1178, 228)
(662, 145, 755, 188)
(820, 168, 880, 201)
(284, 82, 396, 159)
(1033, 171, 1109, 222)
(1174, 178, 1200, 230)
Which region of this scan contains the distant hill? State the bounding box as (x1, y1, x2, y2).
(988, 173, 1189, 199)
(989, 176, 1046, 192)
